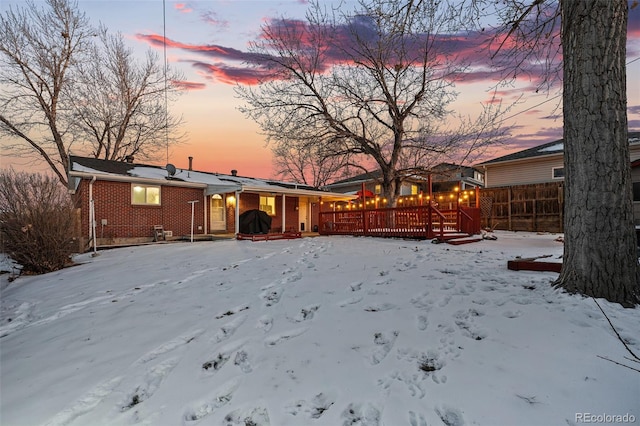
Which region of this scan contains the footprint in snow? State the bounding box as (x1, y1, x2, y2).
(435, 405, 465, 426)
(349, 281, 363, 292)
(256, 315, 273, 332)
(264, 327, 308, 346)
(120, 358, 179, 412)
(215, 305, 249, 319)
(202, 339, 247, 374)
(409, 410, 428, 426)
(341, 403, 381, 426)
(135, 329, 204, 364)
(453, 309, 487, 341)
(364, 302, 395, 312)
(416, 314, 428, 331)
(369, 331, 399, 365)
(261, 287, 283, 307)
(338, 296, 363, 307)
(223, 406, 270, 426)
(215, 314, 247, 342)
(285, 391, 336, 420)
(234, 350, 252, 373)
(183, 378, 240, 424)
(290, 304, 320, 322)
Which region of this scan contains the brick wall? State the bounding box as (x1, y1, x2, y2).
(75, 179, 205, 239)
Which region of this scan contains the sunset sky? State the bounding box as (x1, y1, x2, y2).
(2, 0, 640, 180)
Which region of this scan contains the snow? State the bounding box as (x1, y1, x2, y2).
(1, 232, 638, 426)
(538, 143, 563, 152)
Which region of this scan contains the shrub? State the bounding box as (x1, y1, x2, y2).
(0, 170, 78, 274)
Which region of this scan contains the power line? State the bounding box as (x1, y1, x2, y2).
(163, 0, 169, 165)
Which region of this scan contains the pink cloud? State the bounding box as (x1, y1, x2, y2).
(172, 80, 206, 91)
(174, 3, 192, 13)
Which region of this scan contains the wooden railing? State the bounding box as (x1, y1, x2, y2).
(319, 204, 481, 239)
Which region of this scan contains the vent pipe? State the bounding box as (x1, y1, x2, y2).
(188, 156, 193, 171)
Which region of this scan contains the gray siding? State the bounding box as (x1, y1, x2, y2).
(484, 143, 640, 188)
(484, 155, 564, 188)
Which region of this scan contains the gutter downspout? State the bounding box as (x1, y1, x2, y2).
(88, 176, 98, 257)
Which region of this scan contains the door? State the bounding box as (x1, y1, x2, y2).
(299, 197, 308, 232)
(210, 195, 226, 231)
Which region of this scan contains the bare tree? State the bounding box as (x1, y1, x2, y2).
(272, 139, 354, 187)
(470, 0, 639, 306)
(0, 0, 94, 185)
(236, 0, 507, 205)
(69, 27, 185, 162)
(0, 0, 185, 186)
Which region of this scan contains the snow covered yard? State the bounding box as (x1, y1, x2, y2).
(0, 232, 638, 426)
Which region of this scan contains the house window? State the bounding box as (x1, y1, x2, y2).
(633, 182, 640, 202)
(260, 195, 276, 215)
(374, 184, 381, 194)
(552, 167, 564, 179)
(132, 184, 160, 205)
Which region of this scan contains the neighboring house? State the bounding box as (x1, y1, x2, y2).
(68, 156, 354, 249)
(325, 164, 484, 201)
(478, 132, 640, 188)
(476, 131, 640, 231)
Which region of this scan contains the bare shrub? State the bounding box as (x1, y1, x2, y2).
(0, 170, 77, 274)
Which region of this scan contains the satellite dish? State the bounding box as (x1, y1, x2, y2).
(166, 163, 176, 176)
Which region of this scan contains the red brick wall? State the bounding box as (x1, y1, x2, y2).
(76, 179, 205, 239)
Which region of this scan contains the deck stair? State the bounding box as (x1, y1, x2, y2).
(431, 229, 483, 245)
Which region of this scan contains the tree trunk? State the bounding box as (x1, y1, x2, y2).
(557, 0, 639, 306)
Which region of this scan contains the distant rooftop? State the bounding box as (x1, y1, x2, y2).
(479, 131, 640, 165)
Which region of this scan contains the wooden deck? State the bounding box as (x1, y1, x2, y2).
(319, 205, 481, 240)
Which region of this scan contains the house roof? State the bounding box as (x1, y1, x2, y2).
(479, 132, 640, 166)
(68, 156, 355, 200)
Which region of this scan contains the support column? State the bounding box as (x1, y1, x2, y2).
(282, 194, 286, 232)
(234, 190, 240, 235)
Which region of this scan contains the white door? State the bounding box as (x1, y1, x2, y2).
(299, 197, 308, 231)
(210, 195, 226, 231)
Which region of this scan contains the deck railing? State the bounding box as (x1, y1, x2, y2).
(319, 204, 480, 239)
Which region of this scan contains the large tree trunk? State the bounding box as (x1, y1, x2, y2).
(557, 0, 639, 306)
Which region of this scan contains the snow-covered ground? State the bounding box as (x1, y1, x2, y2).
(0, 232, 638, 426)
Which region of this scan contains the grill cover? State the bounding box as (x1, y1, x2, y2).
(239, 209, 272, 234)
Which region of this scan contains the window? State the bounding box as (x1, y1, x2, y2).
(552, 167, 564, 179)
(374, 184, 381, 195)
(633, 182, 640, 202)
(260, 195, 276, 215)
(132, 184, 160, 205)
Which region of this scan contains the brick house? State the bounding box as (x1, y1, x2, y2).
(68, 156, 354, 249)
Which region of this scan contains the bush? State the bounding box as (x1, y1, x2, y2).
(0, 170, 78, 274)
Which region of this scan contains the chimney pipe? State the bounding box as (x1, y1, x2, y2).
(231, 169, 237, 176)
(188, 156, 193, 171)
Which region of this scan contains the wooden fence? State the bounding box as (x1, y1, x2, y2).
(480, 182, 564, 232)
